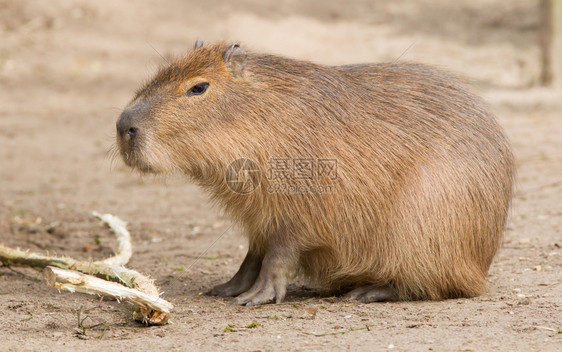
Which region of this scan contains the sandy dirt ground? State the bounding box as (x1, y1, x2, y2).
(0, 0, 561, 351)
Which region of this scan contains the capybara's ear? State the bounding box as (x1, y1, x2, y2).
(223, 43, 247, 76)
(193, 39, 204, 50)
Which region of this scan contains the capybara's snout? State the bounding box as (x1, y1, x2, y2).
(117, 108, 140, 141)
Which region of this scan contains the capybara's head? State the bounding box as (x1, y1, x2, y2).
(116, 42, 249, 175)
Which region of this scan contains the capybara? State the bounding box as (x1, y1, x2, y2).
(116, 41, 514, 306)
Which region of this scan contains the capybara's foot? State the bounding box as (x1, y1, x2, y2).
(231, 274, 287, 306)
(207, 251, 262, 297)
(231, 249, 293, 306)
(344, 285, 398, 303)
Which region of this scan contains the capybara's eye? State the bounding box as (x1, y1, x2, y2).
(187, 82, 209, 96)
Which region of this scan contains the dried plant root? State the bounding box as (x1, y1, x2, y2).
(92, 211, 132, 266)
(0, 242, 138, 288)
(0, 212, 172, 325)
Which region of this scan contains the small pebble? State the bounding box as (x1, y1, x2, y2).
(302, 306, 318, 320)
(212, 222, 224, 229)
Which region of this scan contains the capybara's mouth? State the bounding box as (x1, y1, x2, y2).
(119, 150, 158, 174)
(117, 137, 156, 173)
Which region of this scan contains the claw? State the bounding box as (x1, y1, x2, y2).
(231, 276, 284, 306)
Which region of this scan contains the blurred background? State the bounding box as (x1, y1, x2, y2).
(0, 1, 560, 350)
(2, 0, 559, 221)
(1, 0, 558, 88)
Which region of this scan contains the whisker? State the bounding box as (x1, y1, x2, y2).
(146, 41, 170, 65)
(105, 106, 124, 112)
(394, 41, 417, 63)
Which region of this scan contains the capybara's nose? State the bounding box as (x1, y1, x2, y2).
(117, 109, 139, 139)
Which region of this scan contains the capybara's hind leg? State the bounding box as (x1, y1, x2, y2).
(207, 251, 263, 297)
(344, 285, 399, 303)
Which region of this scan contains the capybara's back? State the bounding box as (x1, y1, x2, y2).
(301, 62, 515, 300)
(116, 43, 515, 305)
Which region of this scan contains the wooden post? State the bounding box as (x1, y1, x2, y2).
(542, 0, 562, 87)
(539, 0, 553, 86)
(553, 0, 562, 88)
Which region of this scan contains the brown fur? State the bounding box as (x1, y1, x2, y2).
(116, 42, 514, 303)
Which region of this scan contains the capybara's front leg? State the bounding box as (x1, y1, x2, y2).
(207, 249, 263, 297)
(231, 236, 297, 306)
